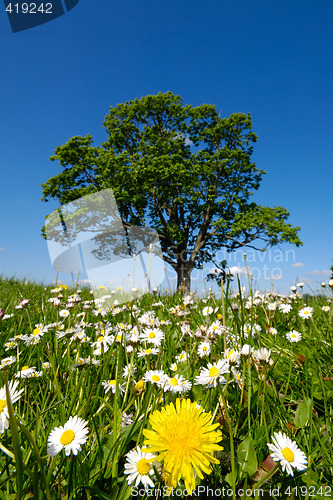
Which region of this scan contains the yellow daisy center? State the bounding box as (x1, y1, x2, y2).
(209, 366, 219, 378)
(136, 458, 150, 476)
(33, 328, 40, 336)
(152, 375, 160, 382)
(170, 378, 178, 386)
(203, 346, 207, 351)
(291, 334, 297, 338)
(149, 332, 156, 339)
(0, 399, 6, 413)
(98, 336, 105, 342)
(108, 380, 116, 385)
(60, 429, 75, 446)
(145, 349, 152, 354)
(282, 446, 295, 462)
(22, 366, 29, 371)
(228, 350, 235, 358)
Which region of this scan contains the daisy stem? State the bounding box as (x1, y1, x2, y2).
(260, 370, 267, 427)
(218, 386, 236, 500)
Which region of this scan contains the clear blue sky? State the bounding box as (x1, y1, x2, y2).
(1, 0, 332, 295)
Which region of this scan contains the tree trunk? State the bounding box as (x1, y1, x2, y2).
(176, 261, 193, 294)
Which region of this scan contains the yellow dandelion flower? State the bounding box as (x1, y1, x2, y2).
(142, 398, 223, 490)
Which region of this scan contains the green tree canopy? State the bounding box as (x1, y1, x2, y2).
(41, 92, 302, 292)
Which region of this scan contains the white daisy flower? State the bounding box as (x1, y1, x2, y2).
(4, 340, 18, 350)
(202, 306, 213, 316)
(231, 367, 243, 389)
(183, 295, 194, 306)
(15, 366, 38, 378)
(90, 334, 114, 350)
(322, 305, 330, 312)
(180, 322, 192, 337)
(298, 306, 313, 319)
(71, 357, 100, 370)
(102, 380, 125, 394)
(123, 364, 137, 379)
(47, 416, 89, 457)
(0, 380, 24, 433)
(224, 348, 240, 366)
(163, 374, 192, 393)
(2, 314, 14, 320)
(137, 348, 159, 358)
(140, 327, 164, 346)
(195, 359, 229, 388)
(175, 351, 187, 363)
(197, 341, 211, 357)
(124, 446, 157, 489)
(286, 330, 302, 342)
(242, 323, 261, 338)
(253, 348, 271, 365)
(279, 303, 292, 314)
(207, 321, 223, 336)
(59, 309, 70, 318)
(241, 344, 252, 356)
(0, 356, 16, 369)
(267, 431, 307, 476)
(143, 370, 167, 387)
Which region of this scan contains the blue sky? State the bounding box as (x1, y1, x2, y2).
(1, 0, 332, 295)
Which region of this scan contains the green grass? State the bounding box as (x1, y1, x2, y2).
(0, 276, 332, 499)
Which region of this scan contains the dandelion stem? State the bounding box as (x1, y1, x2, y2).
(218, 386, 236, 500)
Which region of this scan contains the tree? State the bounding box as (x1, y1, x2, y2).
(41, 92, 302, 292)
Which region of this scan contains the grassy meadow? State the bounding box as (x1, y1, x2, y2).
(0, 276, 332, 499)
